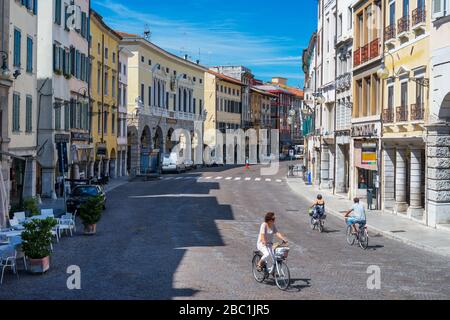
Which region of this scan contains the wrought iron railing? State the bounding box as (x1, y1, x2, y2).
(398, 16, 410, 34)
(412, 7, 426, 26)
(384, 25, 396, 42)
(382, 108, 394, 123)
(396, 105, 408, 122)
(410, 103, 424, 121)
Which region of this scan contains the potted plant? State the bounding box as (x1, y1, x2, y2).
(79, 195, 103, 235)
(22, 197, 40, 217)
(21, 217, 57, 274)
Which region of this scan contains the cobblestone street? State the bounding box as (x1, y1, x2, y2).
(1, 164, 449, 300)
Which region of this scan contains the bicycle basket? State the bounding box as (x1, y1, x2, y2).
(274, 247, 289, 259)
(308, 208, 314, 216)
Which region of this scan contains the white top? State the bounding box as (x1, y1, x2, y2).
(257, 222, 278, 246)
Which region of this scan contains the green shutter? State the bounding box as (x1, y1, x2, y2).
(26, 96, 32, 132)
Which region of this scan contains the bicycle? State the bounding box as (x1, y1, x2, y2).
(309, 208, 326, 233)
(252, 241, 291, 290)
(346, 220, 369, 249)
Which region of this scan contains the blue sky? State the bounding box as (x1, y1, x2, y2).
(92, 0, 318, 88)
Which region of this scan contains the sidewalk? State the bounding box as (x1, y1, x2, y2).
(286, 178, 450, 259)
(40, 176, 130, 216)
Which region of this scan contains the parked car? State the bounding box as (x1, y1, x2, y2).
(66, 185, 106, 213)
(184, 159, 194, 170)
(161, 153, 186, 173)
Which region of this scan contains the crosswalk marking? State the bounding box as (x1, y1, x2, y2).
(265, 178, 271, 182)
(245, 177, 251, 181)
(276, 179, 282, 183)
(215, 177, 223, 180)
(234, 177, 241, 181)
(205, 177, 212, 180)
(175, 177, 183, 180)
(225, 177, 232, 180)
(255, 178, 261, 181)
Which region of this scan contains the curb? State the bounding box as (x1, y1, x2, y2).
(286, 179, 450, 259)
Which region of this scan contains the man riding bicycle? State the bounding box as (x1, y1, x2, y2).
(256, 212, 288, 272)
(345, 197, 367, 234)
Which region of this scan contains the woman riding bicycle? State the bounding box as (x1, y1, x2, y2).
(310, 194, 325, 219)
(256, 212, 288, 272)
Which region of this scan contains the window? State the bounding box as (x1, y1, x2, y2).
(148, 86, 152, 106)
(112, 113, 115, 134)
(166, 92, 169, 109)
(123, 64, 126, 75)
(112, 74, 116, 97)
(97, 67, 101, 94)
(26, 36, 33, 73)
(432, 0, 446, 19)
(103, 111, 108, 134)
(112, 52, 116, 63)
(105, 72, 109, 95)
(97, 105, 101, 134)
(141, 84, 145, 105)
(388, 85, 394, 110)
(401, 81, 408, 107)
(14, 29, 21, 67)
(141, 56, 144, 63)
(13, 93, 20, 132)
(55, 105, 61, 130)
(65, 103, 70, 131)
(98, 43, 101, 55)
(55, 0, 62, 25)
(416, 78, 424, 106)
(348, 7, 352, 30)
(338, 14, 342, 37)
(148, 59, 152, 65)
(105, 48, 108, 60)
(390, 1, 396, 25)
(26, 96, 32, 133)
(123, 87, 127, 106)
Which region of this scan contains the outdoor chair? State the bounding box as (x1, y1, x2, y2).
(0, 249, 18, 285)
(57, 213, 75, 237)
(13, 212, 26, 223)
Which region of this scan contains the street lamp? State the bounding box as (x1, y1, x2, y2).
(0, 51, 11, 79)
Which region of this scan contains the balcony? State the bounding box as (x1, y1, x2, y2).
(397, 16, 410, 40)
(412, 7, 426, 33)
(361, 44, 369, 64)
(382, 108, 394, 123)
(354, 48, 361, 67)
(384, 25, 396, 46)
(410, 103, 424, 121)
(396, 105, 408, 122)
(369, 38, 379, 60)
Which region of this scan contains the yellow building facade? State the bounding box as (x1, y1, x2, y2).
(380, 0, 430, 220)
(204, 71, 243, 162)
(90, 10, 121, 178)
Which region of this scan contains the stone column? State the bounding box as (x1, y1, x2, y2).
(382, 147, 396, 211)
(335, 144, 346, 193)
(41, 168, 55, 199)
(97, 160, 102, 178)
(104, 159, 110, 177)
(408, 147, 424, 218)
(394, 147, 408, 214)
(427, 124, 450, 227)
(124, 150, 128, 176)
(130, 143, 140, 176)
(72, 163, 80, 180)
(22, 158, 36, 199)
(320, 144, 331, 189)
(117, 151, 122, 177)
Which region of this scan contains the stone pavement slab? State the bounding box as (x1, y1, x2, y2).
(287, 178, 450, 259)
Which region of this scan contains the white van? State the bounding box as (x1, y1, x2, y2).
(161, 152, 186, 173)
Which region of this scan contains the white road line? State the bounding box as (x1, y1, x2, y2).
(255, 178, 261, 181)
(234, 177, 241, 181)
(276, 179, 282, 183)
(225, 177, 232, 180)
(205, 177, 212, 180)
(245, 177, 251, 181)
(215, 177, 223, 180)
(265, 178, 272, 182)
(175, 177, 183, 180)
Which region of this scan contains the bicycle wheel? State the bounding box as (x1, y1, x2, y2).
(319, 220, 324, 233)
(310, 217, 316, 230)
(346, 225, 355, 245)
(274, 261, 290, 290)
(359, 227, 369, 250)
(252, 254, 267, 283)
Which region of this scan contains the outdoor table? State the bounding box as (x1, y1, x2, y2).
(0, 235, 23, 258)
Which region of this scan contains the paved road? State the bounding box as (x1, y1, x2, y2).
(1, 163, 449, 299)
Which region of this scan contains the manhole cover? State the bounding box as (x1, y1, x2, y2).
(390, 230, 406, 233)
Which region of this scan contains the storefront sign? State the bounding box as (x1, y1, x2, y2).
(354, 141, 378, 171)
(55, 134, 70, 144)
(71, 132, 90, 142)
(351, 123, 380, 137)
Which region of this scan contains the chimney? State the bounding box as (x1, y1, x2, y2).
(196, 59, 200, 64)
(184, 54, 188, 60)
